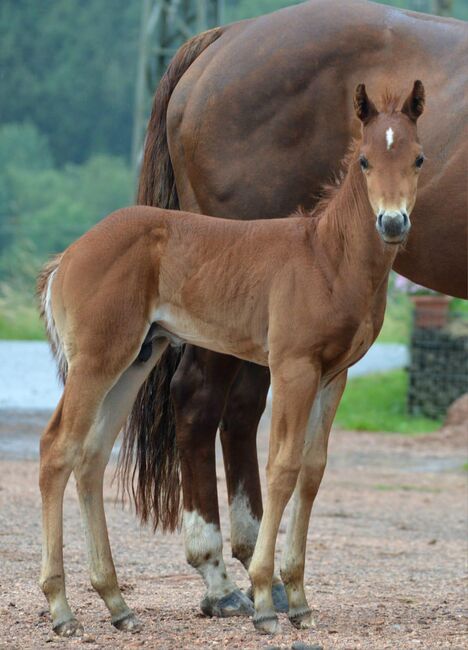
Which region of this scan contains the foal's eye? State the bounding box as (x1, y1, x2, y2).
(359, 155, 369, 171)
(415, 154, 425, 169)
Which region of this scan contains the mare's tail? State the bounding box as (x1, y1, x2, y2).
(37, 255, 67, 384)
(117, 26, 225, 532)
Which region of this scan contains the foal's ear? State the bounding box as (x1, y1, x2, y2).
(354, 84, 379, 125)
(401, 80, 425, 122)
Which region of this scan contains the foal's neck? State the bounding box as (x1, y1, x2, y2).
(313, 146, 397, 294)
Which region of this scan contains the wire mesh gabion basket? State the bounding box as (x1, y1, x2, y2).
(407, 300, 468, 419)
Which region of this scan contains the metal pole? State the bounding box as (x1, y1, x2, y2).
(433, 0, 453, 15)
(132, 0, 224, 174)
(131, 0, 152, 172)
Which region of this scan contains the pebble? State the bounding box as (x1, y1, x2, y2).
(291, 643, 324, 650)
(81, 634, 96, 643)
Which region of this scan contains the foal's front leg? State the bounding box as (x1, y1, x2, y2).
(281, 371, 347, 629)
(248, 357, 320, 634)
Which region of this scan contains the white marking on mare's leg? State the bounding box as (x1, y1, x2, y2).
(183, 510, 236, 599)
(230, 487, 260, 569)
(386, 127, 394, 150)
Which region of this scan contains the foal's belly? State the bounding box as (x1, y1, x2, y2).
(152, 304, 269, 365)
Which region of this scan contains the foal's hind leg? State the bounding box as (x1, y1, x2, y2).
(74, 342, 168, 631)
(39, 369, 111, 636)
(40, 342, 168, 636)
(281, 371, 347, 629)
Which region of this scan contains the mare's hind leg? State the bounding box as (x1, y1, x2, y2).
(39, 368, 112, 636)
(220, 363, 288, 613)
(281, 371, 347, 629)
(74, 341, 168, 631)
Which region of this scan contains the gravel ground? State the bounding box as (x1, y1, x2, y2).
(0, 413, 466, 650)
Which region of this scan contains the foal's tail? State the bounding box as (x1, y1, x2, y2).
(37, 254, 67, 384)
(118, 26, 225, 532)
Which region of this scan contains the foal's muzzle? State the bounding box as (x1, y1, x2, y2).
(376, 210, 410, 244)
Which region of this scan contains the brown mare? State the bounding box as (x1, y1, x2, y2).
(38, 81, 426, 636)
(122, 0, 467, 620)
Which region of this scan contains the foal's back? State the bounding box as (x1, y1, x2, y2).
(55, 206, 315, 365)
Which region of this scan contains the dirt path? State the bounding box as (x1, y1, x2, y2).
(0, 415, 466, 650)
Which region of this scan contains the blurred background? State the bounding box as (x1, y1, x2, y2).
(0, 0, 466, 434)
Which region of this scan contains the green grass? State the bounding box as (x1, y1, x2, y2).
(377, 292, 411, 343)
(0, 296, 45, 340)
(335, 369, 441, 434)
(374, 483, 441, 493)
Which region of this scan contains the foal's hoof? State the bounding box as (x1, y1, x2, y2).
(112, 612, 142, 632)
(200, 588, 254, 617)
(253, 612, 280, 634)
(272, 582, 289, 613)
(289, 606, 315, 629)
(53, 618, 83, 637)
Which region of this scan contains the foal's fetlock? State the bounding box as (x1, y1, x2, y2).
(283, 578, 315, 628)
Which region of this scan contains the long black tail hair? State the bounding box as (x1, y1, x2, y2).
(116, 26, 225, 531)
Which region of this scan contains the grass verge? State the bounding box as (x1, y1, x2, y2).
(0, 293, 44, 340)
(377, 292, 411, 343)
(335, 369, 441, 434)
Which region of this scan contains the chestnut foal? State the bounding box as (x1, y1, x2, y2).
(38, 82, 425, 636)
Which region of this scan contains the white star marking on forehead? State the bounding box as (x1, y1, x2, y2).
(386, 127, 394, 150)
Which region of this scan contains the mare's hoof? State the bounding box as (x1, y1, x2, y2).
(200, 588, 254, 617)
(113, 612, 142, 632)
(247, 582, 289, 613)
(289, 606, 315, 629)
(253, 612, 279, 634)
(271, 582, 289, 613)
(53, 618, 83, 637)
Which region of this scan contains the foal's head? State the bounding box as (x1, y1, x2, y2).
(354, 80, 425, 245)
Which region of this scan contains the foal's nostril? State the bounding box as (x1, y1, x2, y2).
(402, 212, 409, 227)
(378, 212, 384, 228)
